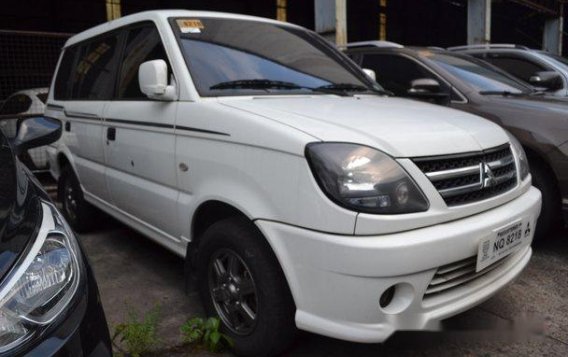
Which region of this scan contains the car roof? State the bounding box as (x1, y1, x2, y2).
(447, 44, 536, 52)
(9, 88, 49, 98)
(65, 9, 303, 48)
(344, 44, 446, 57)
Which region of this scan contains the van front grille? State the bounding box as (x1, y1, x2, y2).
(423, 254, 511, 298)
(413, 145, 517, 206)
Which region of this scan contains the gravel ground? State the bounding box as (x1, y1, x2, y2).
(76, 213, 568, 356)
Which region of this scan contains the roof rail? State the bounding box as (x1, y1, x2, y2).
(448, 44, 530, 51)
(343, 40, 404, 49)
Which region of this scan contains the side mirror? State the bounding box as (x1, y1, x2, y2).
(139, 60, 177, 101)
(529, 71, 563, 91)
(12, 116, 61, 155)
(362, 68, 376, 81)
(408, 78, 441, 94)
(407, 78, 450, 105)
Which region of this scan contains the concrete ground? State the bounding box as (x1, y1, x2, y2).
(77, 212, 568, 356)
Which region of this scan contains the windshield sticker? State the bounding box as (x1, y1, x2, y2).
(177, 19, 204, 33)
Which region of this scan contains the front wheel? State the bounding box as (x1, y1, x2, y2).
(195, 217, 296, 356)
(58, 166, 97, 232)
(530, 161, 561, 241)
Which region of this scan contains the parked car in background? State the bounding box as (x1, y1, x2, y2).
(0, 117, 111, 356)
(449, 44, 568, 97)
(0, 88, 50, 171)
(47, 11, 540, 356)
(345, 42, 567, 238)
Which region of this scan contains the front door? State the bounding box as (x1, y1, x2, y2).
(103, 23, 180, 239)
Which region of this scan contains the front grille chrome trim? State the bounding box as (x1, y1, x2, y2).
(413, 145, 517, 206)
(426, 165, 480, 181)
(439, 181, 482, 198)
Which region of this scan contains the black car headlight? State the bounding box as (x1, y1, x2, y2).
(0, 202, 83, 352)
(306, 143, 429, 214)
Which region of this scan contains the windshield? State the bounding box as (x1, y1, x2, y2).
(171, 17, 379, 96)
(426, 53, 531, 94)
(541, 52, 568, 68)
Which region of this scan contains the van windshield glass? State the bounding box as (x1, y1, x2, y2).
(427, 53, 531, 94)
(171, 17, 380, 97)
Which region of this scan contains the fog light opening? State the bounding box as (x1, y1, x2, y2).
(380, 286, 396, 308)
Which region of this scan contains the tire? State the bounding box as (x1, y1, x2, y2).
(58, 166, 97, 232)
(530, 160, 561, 241)
(195, 217, 296, 357)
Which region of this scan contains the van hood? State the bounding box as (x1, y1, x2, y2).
(221, 96, 509, 157)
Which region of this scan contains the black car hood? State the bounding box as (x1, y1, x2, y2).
(0, 133, 41, 282)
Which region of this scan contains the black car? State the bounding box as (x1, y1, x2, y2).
(0, 117, 111, 356)
(345, 42, 568, 238)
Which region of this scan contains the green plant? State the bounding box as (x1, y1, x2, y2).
(180, 317, 233, 352)
(112, 306, 161, 357)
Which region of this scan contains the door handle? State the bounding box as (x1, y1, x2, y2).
(107, 127, 116, 141)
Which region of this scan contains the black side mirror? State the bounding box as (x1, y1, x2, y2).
(12, 116, 61, 155)
(407, 78, 450, 105)
(529, 71, 563, 91)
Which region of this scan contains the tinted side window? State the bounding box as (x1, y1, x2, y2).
(0, 95, 32, 115)
(54, 49, 77, 100)
(361, 54, 448, 96)
(484, 56, 546, 83)
(72, 35, 121, 100)
(118, 25, 171, 99)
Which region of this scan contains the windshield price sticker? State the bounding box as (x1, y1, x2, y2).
(476, 217, 533, 272)
(177, 19, 204, 33)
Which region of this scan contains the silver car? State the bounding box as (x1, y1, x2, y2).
(0, 87, 49, 170)
(449, 44, 568, 97)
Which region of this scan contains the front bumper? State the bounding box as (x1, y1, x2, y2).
(256, 186, 541, 343)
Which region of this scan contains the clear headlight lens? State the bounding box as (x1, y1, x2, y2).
(506, 132, 530, 181)
(306, 143, 429, 214)
(0, 202, 82, 353)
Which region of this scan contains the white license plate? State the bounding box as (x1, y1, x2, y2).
(476, 217, 534, 272)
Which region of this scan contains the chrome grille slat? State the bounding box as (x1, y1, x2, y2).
(426, 165, 480, 181)
(424, 255, 511, 296)
(439, 182, 482, 198)
(487, 155, 514, 168)
(435, 257, 476, 275)
(413, 145, 517, 206)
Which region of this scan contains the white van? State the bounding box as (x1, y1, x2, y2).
(46, 10, 541, 356)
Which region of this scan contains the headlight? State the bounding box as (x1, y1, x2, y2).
(506, 132, 530, 181)
(0, 202, 83, 353)
(306, 143, 429, 214)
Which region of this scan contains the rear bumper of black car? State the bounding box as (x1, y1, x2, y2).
(12, 261, 111, 357)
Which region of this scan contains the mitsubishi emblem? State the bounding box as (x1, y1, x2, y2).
(481, 162, 497, 188)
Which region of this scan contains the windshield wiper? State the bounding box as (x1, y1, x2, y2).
(314, 83, 391, 96)
(479, 90, 525, 97)
(210, 79, 303, 90)
(209, 79, 390, 97)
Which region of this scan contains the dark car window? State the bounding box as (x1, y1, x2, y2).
(483, 55, 546, 83)
(71, 35, 121, 100)
(117, 24, 172, 100)
(0, 94, 31, 115)
(427, 53, 531, 94)
(54, 48, 77, 100)
(172, 18, 377, 97)
(360, 53, 450, 96)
